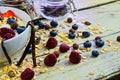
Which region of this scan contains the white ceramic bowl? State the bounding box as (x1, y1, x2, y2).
(0, 6, 31, 62)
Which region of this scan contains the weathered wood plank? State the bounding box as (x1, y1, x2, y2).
(73, 0, 116, 10)
(34, 1, 120, 80)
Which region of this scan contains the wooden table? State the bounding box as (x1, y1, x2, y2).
(0, 0, 120, 80)
(33, 0, 120, 80)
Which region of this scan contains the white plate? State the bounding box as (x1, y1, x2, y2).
(0, 6, 31, 63)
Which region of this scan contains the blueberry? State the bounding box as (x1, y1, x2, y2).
(33, 20, 39, 25)
(16, 26, 26, 34)
(72, 24, 78, 30)
(82, 31, 90, 38)
(50, 30, 57, 37)
(20, 26, 26, 28)
(69, 32, 76, 39)
(26, 46, 32, 53)
(7, 18, 16, 24)
(95, 39, 104, 47)
(38, 21, 45, 29)
(50, 20, 58, 28)
(92, 50, 99, 57)
(84, 41, 92, 48)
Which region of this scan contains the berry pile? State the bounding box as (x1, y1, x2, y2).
(0, 10, 27, 40)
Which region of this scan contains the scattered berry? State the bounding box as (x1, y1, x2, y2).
(84, 41, 92, 48)
(72, 24, 78, 30)
(54, 51, 60, 58)
(82, 31, 90, 38)
(50, 20, 58, 28)
(67, 17, 73, 23)
(38, 21, 45, 29)
(59, 43, 70, 53)
(21, 68, 35, 80)
(44, 53, 57, 66)
(50, 30, 57, 37)
(26, 46, 32, 53)
(7, 18, 16, 24)
(69, 50, 81, 64)
(69, 32, 76, 39)
(33, 20, 39, 25)
(95, 39, 104, 47)
(92, 50, 99, 57)
(45, 24, 51, 30)
(10, 22, 18, 30)
(46, 37, 58, 49)
(73, 43, 79, 50)
(117, 36, 120, 42)
(0, 27, 15, 37)
(69, 28, 75, 33)
(84, 21, 91, 26)
(16, 26, 26, 34)
(95, 36, 101, 41)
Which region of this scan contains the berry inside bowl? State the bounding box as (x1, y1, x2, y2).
(0, 6, 31, 63)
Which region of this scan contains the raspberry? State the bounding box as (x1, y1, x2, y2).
(0, 27, 15, 37)
(46, 37, 58, 49)
(59, 43, 70, 53)
(44, 53, 57, 66)
(21, 68, 35, 80)
(69, 50, 81, 64)
(3, 33, 15, 40)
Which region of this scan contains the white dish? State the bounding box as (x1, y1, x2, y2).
(0, 6, 31, 63)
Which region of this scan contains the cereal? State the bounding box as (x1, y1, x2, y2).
(100, 72, 104, 76)
(89, 72, 94, 75)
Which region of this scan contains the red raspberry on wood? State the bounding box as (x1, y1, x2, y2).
(44, 53, 57, 66)
(46, 37, 58, 49)
(59, 43, 70, 53)
(69, 50, 81, 64)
